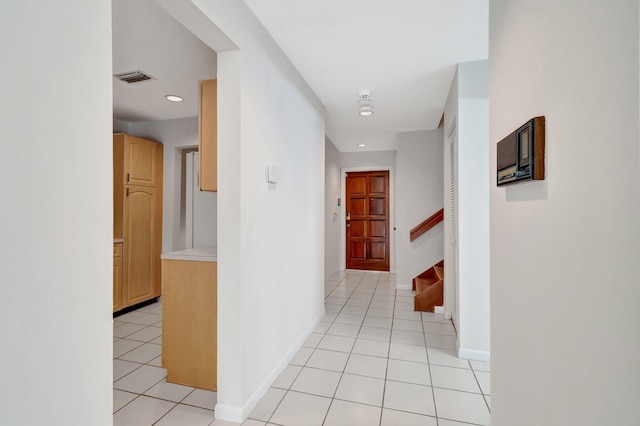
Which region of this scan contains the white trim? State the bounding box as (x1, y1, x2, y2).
(434, 305, 444, 314)
(447, 116, 457, 138)
(214, 308, 326, 423)
(185, 152, 195, 248)
(458, 348, 491, 362)
(340, 166, 395, 273)
(213, 404, 242, 423)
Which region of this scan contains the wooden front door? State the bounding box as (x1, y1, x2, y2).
(346, 171, 390, 271)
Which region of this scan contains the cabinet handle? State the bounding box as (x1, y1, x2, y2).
(127, 173, 130, 182)
(126, 188, 129, 197)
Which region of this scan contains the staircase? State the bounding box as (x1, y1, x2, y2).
(409, 209, 445, 312)
(413, 260, 444, 312)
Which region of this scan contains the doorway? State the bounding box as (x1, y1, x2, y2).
(344, 170, 391, 271)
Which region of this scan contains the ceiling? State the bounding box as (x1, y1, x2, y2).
(112, 0, 488, 152)
(112, 0, 216, 123)
(244, 0, 488, 152)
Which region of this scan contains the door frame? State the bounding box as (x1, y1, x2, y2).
(340, 166, 395, 273)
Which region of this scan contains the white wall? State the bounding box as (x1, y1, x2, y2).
(113, 118, 131, 134)
(325, 137, 342, 278)
(340, 150, 397, 169)
(160, 1, 326, 422)
(395, 130, 444, 290)
(457, 61, 490, 360)
(444, 61, 491, 361)
(128, 116, 212, 252)
(0, 1, 112, 424)
(490, 1, 640, 424)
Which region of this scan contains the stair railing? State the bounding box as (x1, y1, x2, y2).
(409, 208, 444, 242)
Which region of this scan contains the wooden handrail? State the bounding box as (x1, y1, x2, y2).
(409, 208, 444, 242)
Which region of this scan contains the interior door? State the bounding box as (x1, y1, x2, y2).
(346, 171, 390, 271)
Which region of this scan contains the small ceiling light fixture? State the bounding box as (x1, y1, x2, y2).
(165, 95, 183, 102)
(358, 89, 373, 116)
(357, 143, 367, 147)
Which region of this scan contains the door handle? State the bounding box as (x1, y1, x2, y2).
(346, 224, 351, 228)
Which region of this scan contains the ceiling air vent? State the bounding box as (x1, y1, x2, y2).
(114, 70, 153, 84)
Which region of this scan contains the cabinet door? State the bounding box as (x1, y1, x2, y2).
(124, 136, 159, 187)
(163, 259, 217, 390)
(199, 79, 217, 191)
(113, 254, 123, 312)
(123, 185, 157, 307)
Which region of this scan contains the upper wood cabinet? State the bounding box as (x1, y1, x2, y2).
(199, 79, 217, 192)
(114, 134, 160, 187)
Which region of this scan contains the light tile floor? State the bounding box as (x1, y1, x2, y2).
(113, 301, 218, 426)
(114, 270, 491, 426)
(244, 270, 491, 426)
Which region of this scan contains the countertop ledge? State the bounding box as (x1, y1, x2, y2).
(161, 246, 217, 262)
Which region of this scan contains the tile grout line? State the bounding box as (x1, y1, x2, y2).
(422, 307, 440, 425)
(469, 363, 491, 414)
(148, 399, 179, 425)
(321, 273, 367, 426)
(378, 273, 394, 426)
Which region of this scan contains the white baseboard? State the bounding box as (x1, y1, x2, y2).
(213, 404, 242, 424)
(325, 269, 341, 281)
(434, 305, 444, 314)
(458, 348, 491, 362)
(396, 283, 412, 291)
(214, 308, 326, 423)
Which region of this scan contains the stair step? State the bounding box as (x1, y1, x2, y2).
(434, 265, 444, 280)
(414, 279, 443, 312)
(413, 259, 444, 313)
(415, 277, 439, 294)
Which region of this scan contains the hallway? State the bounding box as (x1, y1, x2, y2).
(112, 270, 490, 425)
(244, 270, 491, 425)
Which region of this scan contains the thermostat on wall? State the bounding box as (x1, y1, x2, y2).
(496, 116, 545, 186)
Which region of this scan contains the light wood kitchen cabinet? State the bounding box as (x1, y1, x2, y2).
(116, 133, 160, 187)
(162, 257, 217, 391)
(199, 79, 217, 192)
(113, 242, 123, 312)
(114, 133, 163, 312)
(123, 185, 160, 306)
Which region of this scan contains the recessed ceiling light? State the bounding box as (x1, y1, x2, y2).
(359, 107, 373, 116)
(165, 95, 183, 102)
(357, 143, 367, 147)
